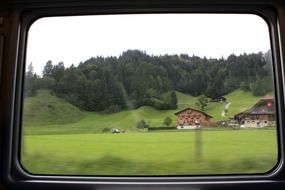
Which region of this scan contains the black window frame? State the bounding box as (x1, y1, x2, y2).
(1, 0, 285, 190)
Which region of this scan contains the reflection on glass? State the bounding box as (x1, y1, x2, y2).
(21, 14, 277, 175)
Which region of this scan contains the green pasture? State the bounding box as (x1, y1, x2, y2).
(22, 129, 278, 175)
(22, 90, 263, 135)
(22, 90, 278, 175)
(224, 90, 262, 117)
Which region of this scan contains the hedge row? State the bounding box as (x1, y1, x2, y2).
(148, 126, 177, 131)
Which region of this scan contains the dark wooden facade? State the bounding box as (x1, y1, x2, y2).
(211, 96, 227, 102)
(234, 95, 275, 127)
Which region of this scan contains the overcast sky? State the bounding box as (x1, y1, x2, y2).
(26, 14, 271, 74)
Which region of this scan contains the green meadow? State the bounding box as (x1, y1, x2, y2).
(21, 90, 278, 175)
(22, 130, 278, 175)
(23, 90, 261, 135)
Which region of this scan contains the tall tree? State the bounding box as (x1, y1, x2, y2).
(195, 95, 208, 111)
(25, 63, 40, 97)
(42, 60, 53, 77)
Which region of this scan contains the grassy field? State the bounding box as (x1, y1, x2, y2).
(22, 90, 262, 135)
(22, 129, 278, 175)
(21, 90, 278, 175)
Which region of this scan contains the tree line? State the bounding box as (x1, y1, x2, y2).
(25, 49, 273, 113)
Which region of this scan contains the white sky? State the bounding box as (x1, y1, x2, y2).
(26, 14, 271, 74)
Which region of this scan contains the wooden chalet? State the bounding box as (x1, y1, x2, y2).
(234, 95, 275, 128)
(211, 96, 227, 102)
(174, 107, 212, 129)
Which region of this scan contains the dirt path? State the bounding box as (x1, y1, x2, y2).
(221, 102, 231, 117)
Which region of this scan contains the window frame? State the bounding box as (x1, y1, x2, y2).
(1, 1, 285, 190)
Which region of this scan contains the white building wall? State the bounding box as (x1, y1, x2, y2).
(244, 120, 271, 128)
(177, 125, 200, 129)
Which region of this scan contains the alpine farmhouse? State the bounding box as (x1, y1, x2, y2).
(174, 108, 212, 129)
(234, 95, 275, 128)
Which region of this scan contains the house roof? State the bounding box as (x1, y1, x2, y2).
(211, 96, 226, 99)
(234, 95, 275, 119)
(261, 95, 274, 100)
(174, 107, 212, 118)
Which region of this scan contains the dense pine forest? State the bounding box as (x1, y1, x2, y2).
(25, 50, 273, 113)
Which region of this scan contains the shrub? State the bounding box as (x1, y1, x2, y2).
(163, 116, 172, 127)
(148, 126, 176, 131)
(102, 127, 111, 133)
(136, 119, 149, 129)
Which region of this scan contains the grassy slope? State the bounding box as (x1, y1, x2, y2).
(23, 90, 264, 135)
(22, 129, 278, 175)
(176, 90, 262, 120)
(224, 90, 263, 116)
(23, 90, 84, 126)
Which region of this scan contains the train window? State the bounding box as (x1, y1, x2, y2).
(20, 14, 279, 176)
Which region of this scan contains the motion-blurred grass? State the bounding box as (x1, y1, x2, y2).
(21, 129, 278, 175)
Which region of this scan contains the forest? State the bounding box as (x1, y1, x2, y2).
(25, 50, 273, 113)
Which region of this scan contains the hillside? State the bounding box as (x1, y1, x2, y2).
(223, 90, 262, 118)
(23, 90, 265, 135)
(26, 51, 273, 113)
(23, 90, 84, 126)
(176, 90, 261, 120)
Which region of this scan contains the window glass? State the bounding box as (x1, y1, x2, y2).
(21, 14, 278, 175)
